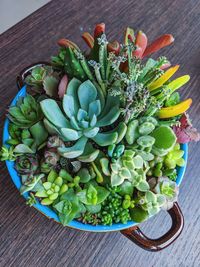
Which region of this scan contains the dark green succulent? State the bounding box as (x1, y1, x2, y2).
(41, 78, 125, 159)
(7, 94, 43, 128)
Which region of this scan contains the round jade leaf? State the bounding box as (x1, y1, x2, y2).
(137, 136, 155, 147)
(151, 126, 176, 150)
(138, 122, 155, 135)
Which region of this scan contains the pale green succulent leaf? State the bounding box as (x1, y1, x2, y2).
(119, 167, 132, 179)
(70, 116, 81, 130)
(35, 190, 48, 198)
(77, 109, 88, 121)
(58, 136, 87, 158)
(111, 173, 124, 186)
(66, 78, 81, 113)
(43, 118, 61, 135)
(60, 128, 82, 141)
(100, 158, 110, 176)
(99, 95, 119, 119)
(90, 114, 97, 128)
(13, 144, 35, 154)
(148, 206, 160, 216)
(83, 127, 99, 138)
(78, 143, 99, 162)
(88, 100, 101, 118)
(136, 181, 150, 192)
(63, 95, 75, 118)
(157, 194, 166, 207)
(79, 120, 89, 129)
(145, 191, 157, 202)
(40, 99, 69, 128)
(78, 80, 97, 111)
(96, 105, 120, 127)
(111, 162, 120, 173)
(92, 132, 118, 146)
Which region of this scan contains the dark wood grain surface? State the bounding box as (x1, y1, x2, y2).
(0, 0, 200, 266)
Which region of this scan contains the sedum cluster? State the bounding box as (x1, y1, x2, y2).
(1, 23, 198, 226)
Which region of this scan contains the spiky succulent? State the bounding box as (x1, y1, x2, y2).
(25, 66, 60, 97)
(8, 95, 43, 128)
(40, 78, 125, 158)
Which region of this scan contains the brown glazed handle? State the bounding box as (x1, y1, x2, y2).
(16, 61, 51, 90)
(121, 202, 184, 251)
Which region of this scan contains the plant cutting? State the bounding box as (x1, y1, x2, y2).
(1, 23, 200, 251)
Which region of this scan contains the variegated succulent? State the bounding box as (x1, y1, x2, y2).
(40, 78, 126, 158)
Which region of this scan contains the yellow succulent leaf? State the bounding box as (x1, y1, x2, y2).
(158, 98, 192, 118)
(148, 65, 180, 91)
(124, 27, 134, 45)
(166, 75, 190, 93)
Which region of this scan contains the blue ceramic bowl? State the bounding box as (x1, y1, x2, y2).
(3, 86, 188, 232)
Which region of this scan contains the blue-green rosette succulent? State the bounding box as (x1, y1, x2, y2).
(40, 78, 126, 159)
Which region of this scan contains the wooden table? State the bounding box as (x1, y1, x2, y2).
(0, 0, 200, 266)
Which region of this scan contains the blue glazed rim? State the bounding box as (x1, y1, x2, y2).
(3, 86, 188, 232)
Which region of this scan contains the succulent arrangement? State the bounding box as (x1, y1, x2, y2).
(1, 23, 200, 226)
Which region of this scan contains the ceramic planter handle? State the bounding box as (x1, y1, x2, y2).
(17, 62, 51, 89)
(121, 202, 184, 252)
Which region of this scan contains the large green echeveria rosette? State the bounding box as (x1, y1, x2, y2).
(40, 78, 123, 159)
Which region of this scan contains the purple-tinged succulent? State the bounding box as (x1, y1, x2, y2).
(15, 154, 38, 175)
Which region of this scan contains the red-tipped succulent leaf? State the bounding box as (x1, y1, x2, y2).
(108, 41, 120, 55)
(142, 34, 174, 58)
(133, 31, 148, 58)
(82, 32, 94, 48)
(94, 23, 105, 38)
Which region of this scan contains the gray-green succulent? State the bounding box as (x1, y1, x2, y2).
(40, 78, 124, 158)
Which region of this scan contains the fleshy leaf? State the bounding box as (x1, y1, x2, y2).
(96, 105, 120, 127)
(63, 95, 75, 118)
(40, 99, 69, 128)
(92, 132, 118, 146)
(78, 80, 97, 111)
(58, 136, 87, 158)
(60, 128, 81, 141)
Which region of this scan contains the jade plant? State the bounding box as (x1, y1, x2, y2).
(1, 23, 199, 227)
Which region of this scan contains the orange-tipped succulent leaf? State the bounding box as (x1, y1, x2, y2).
(133, 31, 148, 58)
(158, 98, 192, 118)
(94, 23, 105, 38)
(57, 39, 79, 50)
(148, 65, 180, 91)
(124, 27, 134, 45)
(108, 41, 120, 55)
(142, 34, 174, 58)
(82, 32, 94, 48)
